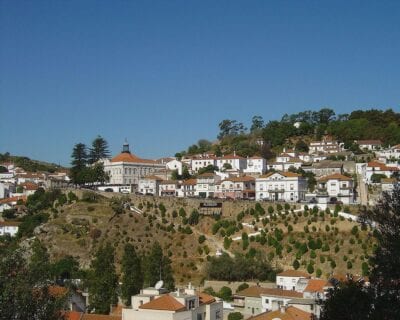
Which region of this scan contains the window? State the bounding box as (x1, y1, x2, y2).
(265, 298, 269, 304)
(215, 310, 222, 320)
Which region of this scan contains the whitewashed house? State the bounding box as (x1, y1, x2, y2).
(138, 175, 164, 195)
(316, 173, 355, 204)
(195, 173, 221, 198)
(244, 156, 266, 175)
(159, 180, 181, 197)
(182, 179, 197, 197)
(365, 161, 399, 183)
(190, 157, 217, 173)
(216, 153, 247, 172)
(255, 172, 307, 202)
(354, 139, 382, 151)
(276, 270, 309, 291)
(122, 284, 223, 320)
(0, 221, 20, 237)
(214, 176, 255, 200)
(309, 139, 343, 154)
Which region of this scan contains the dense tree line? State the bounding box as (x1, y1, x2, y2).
(0, 152, 61, 173)
(70, 135, 110, 185)
(178, 108, 400, 159)
(206, 252, 278, 282)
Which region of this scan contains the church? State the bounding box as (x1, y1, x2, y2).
(102, 142, 165, 186)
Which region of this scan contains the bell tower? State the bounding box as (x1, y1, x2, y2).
(122, 139, 130, 153)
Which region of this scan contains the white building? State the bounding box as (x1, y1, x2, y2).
(309, 139, 343, 154)
(260, 289, 303, 312)
(244, 156, 267, 175)
(103, 142, 165, 186)
(381, 178, 398, 193)
(195, 173, 221, 198)
(255, 172, 307, 202)
(216, 153, 247, 172)
(138, 175, 164, 195)
(316, 173, 355, 204)
(214, 176, 255, 200)
(182, 179, 197, 197)
(0, 221, 20, 237)
(159, 180, 181, 197)
(354, 140, 382, 151)
(122, 284, 223, 320)
(365, 161, 399, 183)
(189, 156, 217, 173)
(276, 270, 309, 291)
(376, 144, 400, 162)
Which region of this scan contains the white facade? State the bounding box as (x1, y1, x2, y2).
(165, 160, 183, 175)
(244, 157, 266, 174)
(365, 161, 399, 183)
(216, 154, 247, 172)
(255, 172, 307, 202)
(138, 176, 164, 195)
(355, 140, 382, 151)
(0, 222, 20, 237)
(103, 142, 165, 185)
(317, 174, 354, 204)
(190, 157, 217, 173)
(276, 271, 308, 291)
(195, 173, 221, 198)
(309, 139, 343, 154)
(159, 181, 181, 197)
(376, 144, 400, 161)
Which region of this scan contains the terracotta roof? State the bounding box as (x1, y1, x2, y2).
(198, 292, 216, 305)
(139, 294, 186, 312)
(355, 140, 382, 145)
(0, 195, 27, 204)
(111, 152, 157, 164)
(259, 288, 303, 299)
(235, 286, 272, 298)
(304, 279, 331, 293)
(197, 172, 215, 178)
(259, 172, 302, 179)
(20, 182, 39, 190)
(278, 270, 309, 277)
(159, 180, 179, 185)
(318, 173, 353, 182)
(367, 161, 398, 171)
(182, 178, 197, 185)
(0, 221, 21, 227)
(248, 306, 311, 320)
(224, 176, 255, 182)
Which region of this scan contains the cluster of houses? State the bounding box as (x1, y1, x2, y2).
(100, 138, 399, 206)
(63, 269, 363, 320)
(0, 162, 70, 236)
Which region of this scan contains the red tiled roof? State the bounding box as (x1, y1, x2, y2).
(139, 294, 186, 312)
(20, 182, 39, 190)
(235, 286, 302, 299)
(259, 172, 302, 179)
(0, 195, 27, 204)
(182, 179, 197, 185)
(198, 292, 216, 304)
(111, 152, 156, 164)
(224, 176, 255, 182)
(318, 173, 353, 182)
(277, 270, 309, 277)
(66, 312, 121, 320)
(248, 306, 311, 320)
(304, 279, 331, 293)
(367, 161, 398, 171)
(219, 154, 245, 160)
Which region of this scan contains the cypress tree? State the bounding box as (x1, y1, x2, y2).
(121, 244, 143, 305)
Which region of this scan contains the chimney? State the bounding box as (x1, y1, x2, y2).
(280, 304, 287, 314)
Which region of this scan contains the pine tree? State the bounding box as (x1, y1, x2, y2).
(144, 242, 175, 291)
(121, 244, 143, 305)
(89, 135, 110, 164)
(70, 143, 88, 185)
(88, 243, 118, 314)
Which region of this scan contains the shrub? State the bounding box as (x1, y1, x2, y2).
(218, 286, 233, 301)
(307, 263, 314, 274)
(198, 235, 206, 244)
(228, 312, 244, 320)
(293, 259, 300, 270)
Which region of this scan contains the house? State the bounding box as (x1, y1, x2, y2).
(233, 286, 272, 316)
(159, 180, 181, 197)
(195, 173, 221, 198)
(189, 155, 217, 173)
(302, 160, 344, 177)
(260, 289, 303, 312)
(214, 176, 255, 200)
(103, 142, 165, 186)
(308, 138, 343, 154)
(316, 173, 355, 204)
(255, 172, 307, 202)
(122, 284, 223, 320)
(381, 178, 398, 193)
(216, 153, 247, 172)
(248, 306, 311, 320)
(159, 159, 183, 175)
(138, 175, 164, 195)
(365, 161, 399, 183)
(19, 182, 39, 196)
(268, 158, 303, 172)
(276, 270, 309, 291)
(0, 221, 20, 237)
(0, 195, 26, 213)
(376, 144, 400, 161)
(302, 279, 332, 300)
(182, 179, 197, 197)
(354, 139, 382, 151)
(0, 182, 13, 199)
(244, 156, 267, 175)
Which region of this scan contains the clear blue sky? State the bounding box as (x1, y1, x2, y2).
(1, 0, 399, 166)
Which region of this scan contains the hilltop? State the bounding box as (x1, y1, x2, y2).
(0, 152, 66, 173)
